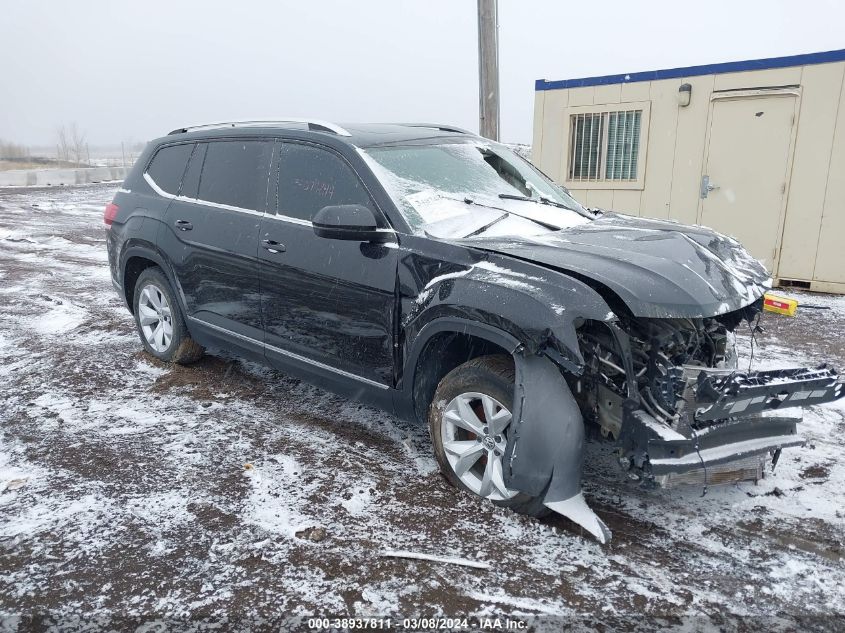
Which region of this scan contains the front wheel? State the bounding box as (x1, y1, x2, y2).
(132, 267, 203, 364)
(428, 355, 549, 517)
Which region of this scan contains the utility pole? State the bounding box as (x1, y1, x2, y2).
(477, 0, 500, 141)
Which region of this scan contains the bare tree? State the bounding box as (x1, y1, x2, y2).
(56, 125, 70, 163)
(56, 123, 88, 166)
(0, 139, 29, 160)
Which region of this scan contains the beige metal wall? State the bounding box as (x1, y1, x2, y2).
(532, 61, 845, 293)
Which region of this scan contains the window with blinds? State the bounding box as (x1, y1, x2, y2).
(568, 109, 642, 182)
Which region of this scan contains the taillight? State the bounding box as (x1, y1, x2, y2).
(104, 202, 119, 226)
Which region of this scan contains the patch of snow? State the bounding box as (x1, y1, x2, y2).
(30, 303, 87, 335)
(241, 463, 310, 537)
(341, 485, 375, 517)
(421, 267, 472, 291)
(466, 591, 567, 616)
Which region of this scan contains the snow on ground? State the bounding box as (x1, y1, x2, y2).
(0, 183, 843, 630)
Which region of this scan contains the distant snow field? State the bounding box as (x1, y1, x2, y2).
(0, 183, 843, 630)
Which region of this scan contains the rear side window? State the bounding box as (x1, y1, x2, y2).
(180, 143, 206, 198)
(277, 143, 376, 222)
(199, 140, 273, 211)
(146, 143, 193, 195)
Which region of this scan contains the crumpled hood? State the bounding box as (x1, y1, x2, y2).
(460, 212, 771, 319)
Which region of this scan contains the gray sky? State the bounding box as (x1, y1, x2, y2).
(1, 0, 843, 147)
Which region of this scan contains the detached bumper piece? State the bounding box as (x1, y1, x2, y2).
(619, 365, 844, 486)
(649, 412, 805, 476)
(694, 365, 844, 422)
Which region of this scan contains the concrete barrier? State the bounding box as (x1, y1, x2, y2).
(0, 166, 129, 187)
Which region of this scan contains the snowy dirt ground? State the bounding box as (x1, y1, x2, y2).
(0, 183, 844, 630)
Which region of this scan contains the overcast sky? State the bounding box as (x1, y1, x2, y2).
(1, 0, 843, 147)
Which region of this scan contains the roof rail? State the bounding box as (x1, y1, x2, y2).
(167, 119, 352, 137)
(401, 123, 475, 135)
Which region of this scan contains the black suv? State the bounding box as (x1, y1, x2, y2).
(106, 120, 844, 543)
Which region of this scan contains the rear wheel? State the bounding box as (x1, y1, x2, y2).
(428, 355, 549, 517)
(132, 267, 203, 364)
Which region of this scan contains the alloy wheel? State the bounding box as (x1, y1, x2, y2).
(441, 391, 518, 501)
(138, 283, 174, 353)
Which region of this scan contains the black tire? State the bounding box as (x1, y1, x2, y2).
(132, 267, 203, 364)
(428, 354, 550, 518)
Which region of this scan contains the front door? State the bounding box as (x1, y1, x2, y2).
(699, 90, 797, 272)
(258, 141, 398, 394)
(159, 139, 273, 343)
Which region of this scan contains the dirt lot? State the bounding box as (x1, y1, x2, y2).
(1, 183, 844, 631)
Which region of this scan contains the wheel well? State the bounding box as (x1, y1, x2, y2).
(412, 332, 511, 424)
(123, 257, 159, 314)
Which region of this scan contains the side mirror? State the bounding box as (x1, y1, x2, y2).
(312, 204, 391, 243)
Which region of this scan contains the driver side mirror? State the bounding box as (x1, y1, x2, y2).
(312, 204, 392, 243)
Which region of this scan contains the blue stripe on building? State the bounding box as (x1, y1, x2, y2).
(535, 49, 845, 91)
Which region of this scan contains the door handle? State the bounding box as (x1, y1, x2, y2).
(262, 238, 286, 253)
(175, 219, 193, 231)
(700, 175, 720, 199)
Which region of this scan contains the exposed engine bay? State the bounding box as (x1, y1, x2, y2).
(579, 308, 746, 439)
(574, 299, 844, 488)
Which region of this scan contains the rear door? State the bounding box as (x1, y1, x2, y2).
(158, 139, 273, 347)
(258, 141, 398, 395)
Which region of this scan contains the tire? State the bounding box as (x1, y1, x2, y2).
(132, 267, 203, 364)
(428, 354, 550, 518)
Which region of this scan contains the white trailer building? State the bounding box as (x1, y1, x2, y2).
(532, 49, 845, 293)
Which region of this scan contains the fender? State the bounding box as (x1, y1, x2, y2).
(402, 253, 616, 373)
(396, 316, 521, 422)
(401, 316, 612, 543)
(399, 253, 615, 542)
(403, 316, 522, 379)
(119, 242, 190, 317)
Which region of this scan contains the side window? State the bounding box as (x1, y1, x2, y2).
(199, 140, 273, 211)
(180, 143, 206, 198)
(277, 143, 377, 222)
(146, 143, 194, 195)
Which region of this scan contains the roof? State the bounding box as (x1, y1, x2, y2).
(535, 48, 845, 91)
(340, 123, 473, 147)
(163, 122, 474, 148)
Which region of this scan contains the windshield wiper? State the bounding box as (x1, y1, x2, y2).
(462, 212, 509, 238)
(418, 193, 558, 236)
(498, 193, 595, 220)
(453, 196, 558, 233)
(498, 192, 566, 206)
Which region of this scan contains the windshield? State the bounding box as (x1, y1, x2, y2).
(360, 141, 592, 238)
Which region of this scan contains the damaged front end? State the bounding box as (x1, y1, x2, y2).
(502, 298, 844, 545)
(619, 364, 842, 487)
(405, 232, 843, 544)
(578, 300, 845, 493)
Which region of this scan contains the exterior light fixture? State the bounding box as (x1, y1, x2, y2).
(678, 83, 692, 107)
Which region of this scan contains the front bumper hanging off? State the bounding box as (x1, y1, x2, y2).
(619, 364, 845, 484)
(506, 355, 844, 545)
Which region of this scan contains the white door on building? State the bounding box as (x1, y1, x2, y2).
(699, 91, 797, 272)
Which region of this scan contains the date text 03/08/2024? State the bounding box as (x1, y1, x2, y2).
(306, 616, 528, 630)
